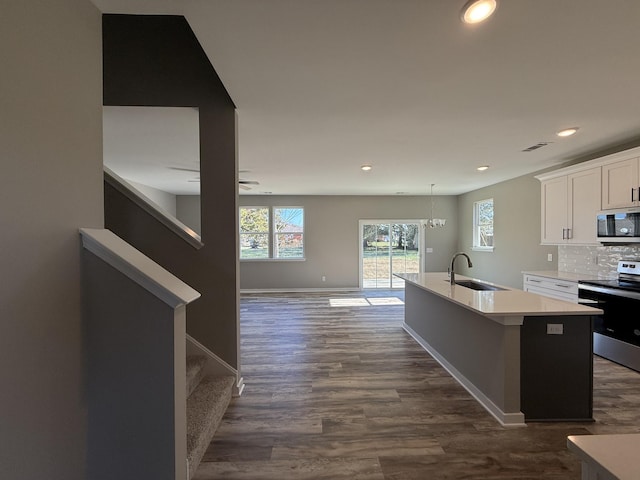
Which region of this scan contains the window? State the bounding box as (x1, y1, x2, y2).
(239, 206, 304, 259)
(473, 198, 494, 251)
(274, 207, 304, 258)
(239, 207, 269, 259)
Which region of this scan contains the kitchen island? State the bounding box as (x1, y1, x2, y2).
(397, 272, 603, 425)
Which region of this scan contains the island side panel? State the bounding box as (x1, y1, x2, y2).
(404, 283, 522, 420)
(520, 315, 593, 421)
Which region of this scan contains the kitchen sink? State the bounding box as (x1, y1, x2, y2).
(449, 280, 506, 291)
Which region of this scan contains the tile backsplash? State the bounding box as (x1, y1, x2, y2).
(559, 244, 640, 279)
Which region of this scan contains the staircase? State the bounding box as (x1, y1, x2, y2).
(186, 355, 235, 478)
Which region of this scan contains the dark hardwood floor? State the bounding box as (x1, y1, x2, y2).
(195, 290, 640, 479)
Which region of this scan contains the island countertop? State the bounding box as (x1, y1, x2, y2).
(397, 272, 603, 319)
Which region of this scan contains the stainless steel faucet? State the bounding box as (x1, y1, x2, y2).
(450, 252, 473, 285)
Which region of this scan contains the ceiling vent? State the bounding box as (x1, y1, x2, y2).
(522, 142, 552, 152)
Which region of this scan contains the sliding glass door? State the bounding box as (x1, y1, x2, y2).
(360, 220, 421, 288)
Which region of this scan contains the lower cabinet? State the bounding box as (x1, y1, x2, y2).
(521, 314, 593, 421)
(523, 274, 578, 303)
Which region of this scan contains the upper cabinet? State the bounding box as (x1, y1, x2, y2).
(602, 157, 640, 209)
(536, 146, 640, 245)
(540, 167, 601, 245)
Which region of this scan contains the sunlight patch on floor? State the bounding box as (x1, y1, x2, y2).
(367, 297, 405, 306)
(329, 297, 404, 307)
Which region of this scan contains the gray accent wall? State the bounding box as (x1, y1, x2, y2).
(103, 14, 239, 368)
(456, 173, 557, 288)
(239, 195, 458, 290)
(0, 1, 103, 479)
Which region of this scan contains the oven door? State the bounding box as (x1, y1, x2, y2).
(578, 285, 640, 347)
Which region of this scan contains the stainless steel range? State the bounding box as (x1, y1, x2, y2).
(579, 260, 640, 372)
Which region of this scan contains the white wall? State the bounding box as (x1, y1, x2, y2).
(128, 180, 177, 216)
(176, 195, 201, 235)
(0, 2, 103, 479)
(238, 195, 459, 290)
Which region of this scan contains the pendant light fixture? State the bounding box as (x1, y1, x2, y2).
(426, 184, 446, 228)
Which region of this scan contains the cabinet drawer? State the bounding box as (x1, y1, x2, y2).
(523, 275, 578, 303)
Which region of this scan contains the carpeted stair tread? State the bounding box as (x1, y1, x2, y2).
(186, 355, 208, 397)
(187, 375, 235, 477)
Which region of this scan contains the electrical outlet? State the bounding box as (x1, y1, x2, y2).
(547, 253, 553, 262)
(321, 275, 326, 282)
(426, 248, 434, 253)
(547, 323, 563, 335)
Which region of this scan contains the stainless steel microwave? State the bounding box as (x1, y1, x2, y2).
(597, 209, 640, 243)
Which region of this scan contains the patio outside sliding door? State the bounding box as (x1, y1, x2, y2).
(360, 220, 421, 289)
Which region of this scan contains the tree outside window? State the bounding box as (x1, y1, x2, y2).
(473, 199, 494, 250)
(239, 207, 269, 259)
(239, 206, 304, 259)
(274, 207, 304, 258)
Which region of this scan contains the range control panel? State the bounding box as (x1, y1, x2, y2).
(618, 260, 640, 276)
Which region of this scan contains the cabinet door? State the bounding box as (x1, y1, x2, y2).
(541, 176, 568, 244)
(568, 167, 601, 244)
(602, 158, 639, 209)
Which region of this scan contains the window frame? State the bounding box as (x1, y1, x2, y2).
(239, 205, 305, 261)
(472, 198, 494, 252)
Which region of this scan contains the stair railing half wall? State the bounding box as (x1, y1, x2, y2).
(81, 228, 200, 480)
(104, 167, 203, 250)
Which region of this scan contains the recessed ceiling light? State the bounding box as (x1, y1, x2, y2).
(461, 0, 497, 24)
(556, 127, 579, 137)
(477, 165, 490, 171)
(361, 164, 373, 171)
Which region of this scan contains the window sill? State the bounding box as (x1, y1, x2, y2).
(472, 246, 494, 252)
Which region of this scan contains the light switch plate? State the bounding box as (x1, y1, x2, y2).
(547, 253, 553, 262)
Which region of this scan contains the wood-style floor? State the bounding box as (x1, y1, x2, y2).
(195, 290, 640, 479)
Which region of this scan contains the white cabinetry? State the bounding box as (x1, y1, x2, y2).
(539, 167, 601, 245)
(602, 157, 640, 209)
(523, 274, 578, 303)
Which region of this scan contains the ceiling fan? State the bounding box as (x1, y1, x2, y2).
(168, 166, 259, 190)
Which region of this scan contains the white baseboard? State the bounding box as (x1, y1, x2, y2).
(402, 323, 526, 427)
(240, 287, 361, 294)
(186, 334, 244, 396)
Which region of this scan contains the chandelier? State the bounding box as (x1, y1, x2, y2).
(426, 184, 446, 228)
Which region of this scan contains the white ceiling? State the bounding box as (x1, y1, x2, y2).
(94, 0, 640, 196)
(103, 106, 201, 195)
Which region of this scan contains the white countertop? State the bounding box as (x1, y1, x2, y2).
(397, 272, 603, 319)
(568, 434, 640, 480)
(522, 270, 602, 282)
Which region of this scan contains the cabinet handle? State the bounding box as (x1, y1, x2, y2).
(633, 188, 637, 203)
(562, 228, 566, 239)
(555, 283, 571, 288)
(567, 228, 572, 239)
(528, 279, 542, 283)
